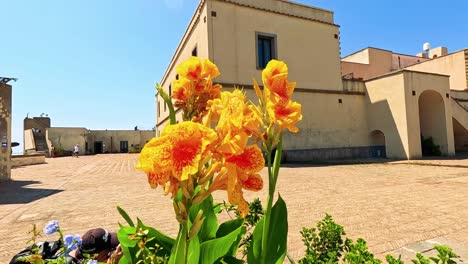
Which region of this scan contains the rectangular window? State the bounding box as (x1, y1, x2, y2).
(157, 99, 160, 117)
(120, 141, 128, 153)
(169, 84, 172, 96)
(192, 46, 197, 57)
(256, 33, 277, 69)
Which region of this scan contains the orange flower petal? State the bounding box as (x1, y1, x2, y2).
(202, 59, 220, 79)
(262, 60, 289, 89)
(240, 173, 263, 191)
(267, 100, 302, 133)
(226, 145, 265, 173)
(176, 56, 202, 81)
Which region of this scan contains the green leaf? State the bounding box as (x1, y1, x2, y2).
(188, 236, 200, 264)
(213, 203, 222, 214)
(219, 256, 245, 264)
(216, 218, 245, 256)
(200, 221, 246, 264)
(117, 206, 135, 227)
(266, 194, 288, 264)
(216, 218, 244, 238)
(156, 83, 176, 125)
(248, 194, 288, 264)
(117, 226, 138, 248)
(118, 255, 130, 264)
(117, 227, 138, 264)
(136, 218, 175, 256)
(189, 195, 218, 242)
(169, 225, 187, 264)
(247, 215, 264, 263)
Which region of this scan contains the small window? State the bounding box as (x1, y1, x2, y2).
(164, 101, 167, 112)
(192, 46, 197, 56)
(157, 100, 160, 117)
(175, 74, 179, 80)
(256, 33, 276, 69)
(169, 84, 172, 96)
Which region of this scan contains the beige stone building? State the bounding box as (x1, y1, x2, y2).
(156, 0, 468, 160)
(24, 117, 154, 156)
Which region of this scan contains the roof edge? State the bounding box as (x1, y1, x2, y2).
(365, 69, 451, 82)
(159, 0, 206, 86)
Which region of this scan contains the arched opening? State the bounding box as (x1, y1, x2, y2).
(418, 90, 446, 156)
(453, 118, 468, 153)
(369, 130, 386, 158)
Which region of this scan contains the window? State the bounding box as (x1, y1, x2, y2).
(256, 33, 276, 69)
(175, 74, 179, 80)
(157, 99, 160, 117)
(192, 46, 197, 57)
(120, 141, 128, 153)
(169, 84, 172, 96)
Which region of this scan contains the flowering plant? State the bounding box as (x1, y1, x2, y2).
(15, 221, 100, 264)
(117, 57, 302, 263)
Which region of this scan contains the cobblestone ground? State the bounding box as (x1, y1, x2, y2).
(1, 154, 467, 263)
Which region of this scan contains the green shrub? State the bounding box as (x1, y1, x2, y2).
(343, 238, 381, 264)
(428, 245, 459, 264)
(421, 136, 441, 156)
(218, 198, 264, 260)
(300, 215, 460, 264)
(299, 214, 346, 264)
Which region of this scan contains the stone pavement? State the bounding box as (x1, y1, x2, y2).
(0, 154, 467, 263)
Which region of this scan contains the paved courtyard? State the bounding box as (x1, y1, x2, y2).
(1, 154, 467, 263)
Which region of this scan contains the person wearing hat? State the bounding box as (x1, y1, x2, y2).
(69, 228, 122, 263)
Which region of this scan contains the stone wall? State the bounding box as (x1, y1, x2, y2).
(11, 154, 46, 167)
(285, 146, 386, 162)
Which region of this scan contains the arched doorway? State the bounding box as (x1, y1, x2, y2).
(418, 90, 446, 156)
(369, 130, 386, 158)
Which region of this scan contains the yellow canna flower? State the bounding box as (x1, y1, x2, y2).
(259, 60, 302, 134)
(267, 100, 303, 133)
(136, 122, 218, 194)
(262, 59, 289, 90)
(172, 57, 222, 121)
(172, 78, 192, 104)
(207, 89, 262, 154)
(210, 145, 264, 217)
(176, 57, 203, 81)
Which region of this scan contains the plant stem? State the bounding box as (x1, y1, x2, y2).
(261, 148, 273, 263)
(261, 134, 283, 263)
(183, 220, 189, 264)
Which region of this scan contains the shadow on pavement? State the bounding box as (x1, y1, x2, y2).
(0, 180, 63, 204)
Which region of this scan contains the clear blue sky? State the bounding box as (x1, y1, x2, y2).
(2, 0, 467, 154)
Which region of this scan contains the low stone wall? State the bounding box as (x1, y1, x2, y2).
(284, 146, 386, 162)
(11, 153, 46, 167)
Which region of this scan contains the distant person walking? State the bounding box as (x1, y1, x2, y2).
(73, 144, 79, 158)
(50, 144, 55, 158)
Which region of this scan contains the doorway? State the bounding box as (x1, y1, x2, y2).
(369, 130, 386, 158)
(419, 90, 446, 156)
(94, 141, 103, 154)
(120, 141, 128, 153)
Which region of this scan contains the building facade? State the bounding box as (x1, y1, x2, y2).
(156, 0, 468, 160)
(24, 117, 154, 156)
